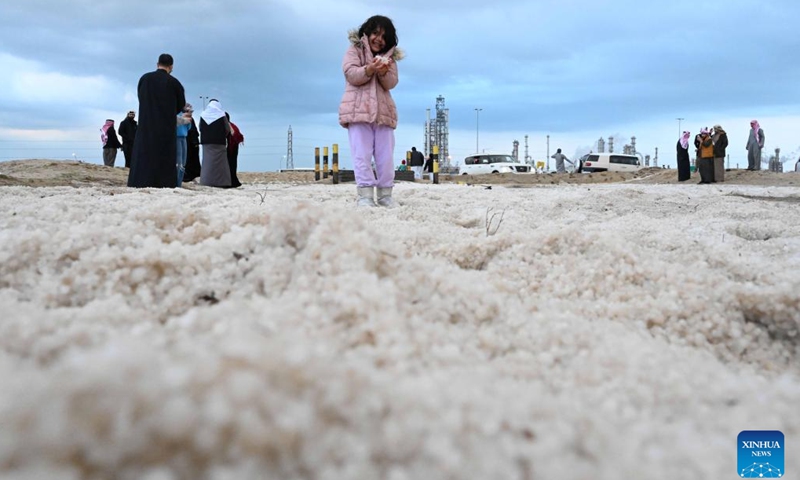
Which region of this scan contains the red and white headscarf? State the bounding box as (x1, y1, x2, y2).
(680, 131, 691, 149)
(750, 120, 761, 144)
(100, 119, 114, 146)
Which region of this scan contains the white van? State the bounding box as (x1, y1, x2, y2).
(460, 153, 532, 175)
(581, 153, 641, 173)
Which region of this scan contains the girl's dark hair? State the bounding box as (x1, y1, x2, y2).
(358, 15, 398, 54)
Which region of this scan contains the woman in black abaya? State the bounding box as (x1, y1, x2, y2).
(677, 130, 691, 181)
(184, 117, 201, 182)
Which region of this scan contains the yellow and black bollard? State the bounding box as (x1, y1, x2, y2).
(332, 144, 339, 185)
(406, 150, 411, 170)
(433, 145, 440, 184)
(314, 147, 320, 181)
(323, 147, 329, 179)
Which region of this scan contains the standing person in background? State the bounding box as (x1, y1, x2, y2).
(128, 53, 186, 188)
(338, 15, 403, 207)
(551, 148, 570, 173)
(746, 119, 764, 171)
(423, 154, 433, 175)
(409, 146, 424, 180)
(183, 116, 201, 182)
(711, 124, 728, 182)
(118, 111, 137, 168)
(696, 127, 715, 184)
(225, 112, 243, 188)
(693, 129, 704, 170)
(676, 130, 691, 181)
(575, 154, 585, 174)
(175, 103, 193, 187)
(408, 147, 425, 180)
(199, 99, 232, 188)
(100, 119, 121, 167)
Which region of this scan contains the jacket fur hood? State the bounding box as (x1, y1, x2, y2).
(347, 29, 405, 61)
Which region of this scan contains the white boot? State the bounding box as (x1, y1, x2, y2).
(356, 186, 376, 207)
(376, 187, 397, 208)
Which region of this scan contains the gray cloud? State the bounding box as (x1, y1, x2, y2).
(2, 1, 800, 167)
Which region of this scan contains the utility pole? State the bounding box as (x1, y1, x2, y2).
(546, 135, 550, 171)
(425, 108, 431, 155)
(524, 135, 531, 164)
(474, 108, 482, 153)
(286, 125, 294, 170)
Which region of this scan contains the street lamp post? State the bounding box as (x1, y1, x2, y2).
(200, 96, 209, 109)
(677, 117, 684, 137)
(546, 135, 550, 171)
(474, 108, 482, 153)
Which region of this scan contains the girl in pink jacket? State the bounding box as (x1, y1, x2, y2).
(338, 15, 403, 207)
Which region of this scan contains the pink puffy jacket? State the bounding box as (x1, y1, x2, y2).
(338, 30, 403, 129)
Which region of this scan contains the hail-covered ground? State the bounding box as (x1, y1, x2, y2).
(1, 178, 798, 479)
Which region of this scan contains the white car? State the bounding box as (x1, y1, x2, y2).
(460, 153, 532, 175)
(581, 153, 641, 173)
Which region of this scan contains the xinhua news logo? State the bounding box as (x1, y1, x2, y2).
(738, 431, 784, 478)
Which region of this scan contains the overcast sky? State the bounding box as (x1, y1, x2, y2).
(2, 0, 800, 171)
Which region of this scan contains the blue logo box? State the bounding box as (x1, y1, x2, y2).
(738, 430, 784, 478)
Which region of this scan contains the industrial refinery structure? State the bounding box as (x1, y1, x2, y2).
(423, 95, 451, 170)
(418, 94, 662, 171)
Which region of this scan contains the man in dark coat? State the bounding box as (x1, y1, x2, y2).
(101, 119, 122, 167)
(118, 111, 137, 168)
(409, 146, 424, 179)
(127, 54, 186, 188)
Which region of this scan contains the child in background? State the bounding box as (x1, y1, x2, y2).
(176, 103, 193, 187)
(398, 159, 407, 171)
(338, 15, 404, 207)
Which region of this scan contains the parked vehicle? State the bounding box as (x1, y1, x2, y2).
(581, 153, 641, 173)
(460, 153, 532, 175)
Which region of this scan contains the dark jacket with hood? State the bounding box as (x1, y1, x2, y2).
(409, 149, 425, 167)
(118, 117, 137, 144)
